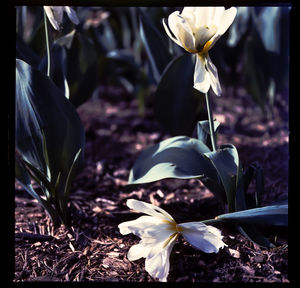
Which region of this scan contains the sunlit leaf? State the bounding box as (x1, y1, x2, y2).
(128, 136, 214, 184)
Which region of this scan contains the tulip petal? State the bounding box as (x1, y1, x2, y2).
(145, 234, 177, 282)
(64, 6, 80, 25)
(119, 215, 157, 235)
(179, 222, 227, 253)
(126, 199, 175, 221)
(167, 11, 197, 53)
(206, 54, 222, 96)
(65, 6, 79, 25)
(183, 7, 213, 29)
(194, 25, 217, 50)
(211, 7, 226, 27)
(127, 243, 150, 261)
(44, 6, 62, 30)
(193, 54, 210, 93)
(217, 7, 237, 36)
(142, 230, 176, 257)
(162, 18, 183, 48)
(44, 6, 79, 30)
(118, 215, 171, 238)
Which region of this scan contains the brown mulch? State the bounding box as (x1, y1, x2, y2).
(14, 85, 289, 282)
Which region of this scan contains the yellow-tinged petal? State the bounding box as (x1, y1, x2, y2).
(145, 232, 177, 282)
(194, 26, 217, 51)
(167, 11, 197, 53)
(193, 53, 211, 93)
(118, 199, 227, 282)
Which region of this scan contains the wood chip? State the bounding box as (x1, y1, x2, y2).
(227, 248, 240, 258)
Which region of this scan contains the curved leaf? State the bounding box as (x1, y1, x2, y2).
(15, 58, 85, 202)
(216, 204, 288, 226)
(204, 144, 239, 212)
(139, 11, 172, 83)
(128, 136, 216, 185)
(197, 120, 221, 149)
(154, 54, 201, 136)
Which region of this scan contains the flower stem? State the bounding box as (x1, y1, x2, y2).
(205, 92, 217, 151)
(201, 218, 221, 225)
(43, 10, 52, 77)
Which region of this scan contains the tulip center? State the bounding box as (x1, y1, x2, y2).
(194, 25, 217, 53)
(163, 219, 184, 233)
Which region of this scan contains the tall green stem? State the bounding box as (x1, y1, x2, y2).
(201, 218, 221, 225)
(205, 92, 217, 151)
(43, 10, 52, 77)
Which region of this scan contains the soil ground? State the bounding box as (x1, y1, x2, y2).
(14, 85, 289, 282)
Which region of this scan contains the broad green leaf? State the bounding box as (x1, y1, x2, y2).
(15, 59, 85, 207)
(21, 158, 52, 197)
(57, 30, 99, 107)
(204, 144, 239, 212)
(197, 120, 221, 149)
(216, 204, 288, 226)
(15, 61, 46, 173)
(128, 136, 216, 184)
(38, 44, 69, 98)
(154, 54, 201, 136)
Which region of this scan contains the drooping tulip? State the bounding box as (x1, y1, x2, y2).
(118, 199, 227, 282)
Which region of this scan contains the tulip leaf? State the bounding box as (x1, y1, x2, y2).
(233, 156, 274, 248)
(204, 144, 239, 212)
(139, 11, 172, 83)
(38, 44, 69, 98)
(155, 54, 200, 136)
(216, 203, 288, 226)
(56, 30, 99, 107)
(128, 136, 217, 185)
(15, 158, 58, 223)
(197, 120, 221, 149)
(243, 162, 264, 207)
(16, 33, 41, 68)
(16, 59, 85, 185)
(15, 59, 85, 225)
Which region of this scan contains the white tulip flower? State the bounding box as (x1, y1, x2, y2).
(118, 199, 227, 282)
(163, 7, 237, 96)
(44, 6, 79, 31)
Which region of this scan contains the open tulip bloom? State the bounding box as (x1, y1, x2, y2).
(118, 199, 227, 282)
(163, 7, 237, 95)
(44, 6, 79, 31)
